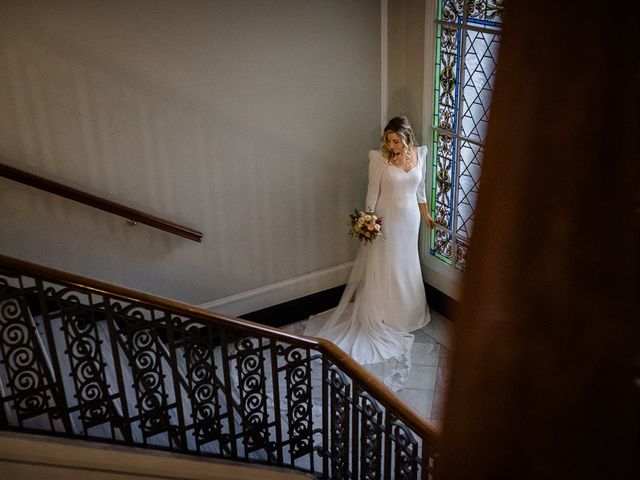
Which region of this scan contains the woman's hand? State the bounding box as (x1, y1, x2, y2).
(422, 212, 436, 229)
(418, 203, 436, 229)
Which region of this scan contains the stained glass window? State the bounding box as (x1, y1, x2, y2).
(430, 0, 504, 269)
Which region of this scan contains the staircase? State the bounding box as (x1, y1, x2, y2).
(0, 255, 438, 479)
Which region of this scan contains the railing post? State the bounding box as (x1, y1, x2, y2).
(269, 340, 283, 465)
(383, 412, 393, 479)
(421, 442, 429, 480)
(35, 279, 74, 435)
(329, 365, 351, 479)
(351, 384, 360, 479)
(220, 330, 238, 459)
(322, 356, 329, 478)
(104, 296, 133, 443)
(359, 391, 383, 479)
(165, 312, 188, 452)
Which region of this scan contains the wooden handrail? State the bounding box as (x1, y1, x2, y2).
(0, 253, 440, 442)
(0, 163, 202, 242)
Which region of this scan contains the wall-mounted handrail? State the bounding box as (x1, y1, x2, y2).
(0, 254, 439, 478)
(0, 163, 203, 242)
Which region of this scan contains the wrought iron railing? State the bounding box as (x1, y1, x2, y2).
(0, 255, 439, 479)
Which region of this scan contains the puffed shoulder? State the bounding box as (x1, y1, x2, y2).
(368, 150, 385, 170)
(368, 149, 383, 162)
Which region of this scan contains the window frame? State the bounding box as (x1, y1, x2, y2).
(419, 0, 503, 299)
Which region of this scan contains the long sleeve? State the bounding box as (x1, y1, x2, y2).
(365, 150, 384, 211)
(416, 146, 428, 203)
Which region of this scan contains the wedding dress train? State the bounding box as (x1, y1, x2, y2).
(305, 147, 431, 390)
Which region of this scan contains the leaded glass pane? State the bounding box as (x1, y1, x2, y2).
(467, 0, 504, 24)
(433, 131, 454, 230)
(433, 229, 454, 264)
(430, 0, 503, 270)
(460, 29, 500, 144)
(456, 140, 482, 239)
(442, 0, 464, 21)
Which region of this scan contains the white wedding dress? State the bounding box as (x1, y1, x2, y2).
(305, 147, 431, 390)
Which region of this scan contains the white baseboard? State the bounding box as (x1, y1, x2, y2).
(199, 262, 354, 317)
(420, 260, 463, 301)
(200, 257, 459, 318)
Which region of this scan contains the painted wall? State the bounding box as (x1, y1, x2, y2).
(0, 0, 381, 310)
(386, 0, 427, 142)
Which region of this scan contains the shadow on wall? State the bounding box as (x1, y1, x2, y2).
(0, 3, 375, 304)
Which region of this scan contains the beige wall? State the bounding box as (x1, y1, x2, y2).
(385, 0, 429, 144)
(0, 432, 314, 480)
(0, 0, 381, 308)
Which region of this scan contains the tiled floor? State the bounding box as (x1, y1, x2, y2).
(397, 309, 452, 425)
(283, 308, 453, 426)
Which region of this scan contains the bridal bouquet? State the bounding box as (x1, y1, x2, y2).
(349, 209, 382, 243)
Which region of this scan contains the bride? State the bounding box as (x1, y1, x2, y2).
(305, 116, 436, 390)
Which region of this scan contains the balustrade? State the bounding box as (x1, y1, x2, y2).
(0, 255, 438, 478)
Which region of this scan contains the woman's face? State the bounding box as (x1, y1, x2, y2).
(386, 132, 404, 154)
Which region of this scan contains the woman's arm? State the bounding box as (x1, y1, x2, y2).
(419, 202, 436, 229)
(417, 147, 435, 229)
(365, 150, 383, 211)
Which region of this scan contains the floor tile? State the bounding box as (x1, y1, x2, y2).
(437, 347, 452, 368)
(362, 362, 384, 378)
(431, 388, 447, 423)
(435, 364, 449, 390)
(397, 388, 435, 419)
(421, 312, 454, 348)
(405, 364, 438, 391)
(412, 329, 431, 343)
(410, 342, 441, 367)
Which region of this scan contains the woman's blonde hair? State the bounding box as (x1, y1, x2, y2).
(380, 115, 417, 164)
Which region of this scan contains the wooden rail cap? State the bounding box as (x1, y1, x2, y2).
(0, 253, 439, 445)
